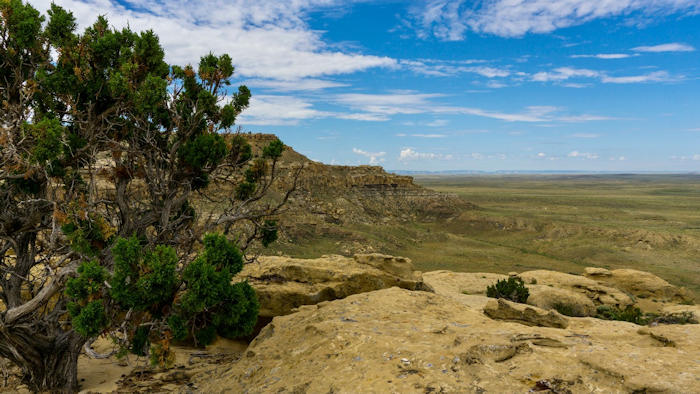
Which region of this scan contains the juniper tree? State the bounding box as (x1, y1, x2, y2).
(0, 1, 294, 391)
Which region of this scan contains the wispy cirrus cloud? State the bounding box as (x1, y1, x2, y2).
(411, 0, 700, 39)
(396, 133, 447, 138)
(532, 67, 675, 85)
(400, 59, 510, 78)
(335, 91, 613, 123)
(568, 150, 599, 159)
(632, 43, 696, 52)
(570, 53, 635, 59)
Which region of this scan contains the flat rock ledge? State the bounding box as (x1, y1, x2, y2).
(195, 287, 700, 393)
(239, 253, 432, 318)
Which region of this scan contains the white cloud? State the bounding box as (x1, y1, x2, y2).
(632, 43, 696, 52)
(412, 0, 700, 39)
(532, 67, 674, 85)
(399, 148, 452, 161)
(334, 92, 444, 115)
(426, 119, 449, 127)
(238, 95, 329, 125)
(352, 148, 386, 165)
(337, 113, 391, 121)
(245, 78, 348, 91)
(401, 60, 509, 78)
(537, 152, 547, 157)
(532, 67, 600, 82)
(570, 54, 634, 59)
(568, 150, 599, 159)
(30, 0, 395, 81)
(571, 133, 600, 138)
(410, 134, 447, 138)
(600, 71, 671, 84)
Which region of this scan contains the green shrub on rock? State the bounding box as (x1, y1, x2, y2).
(486, 277, 530, 303)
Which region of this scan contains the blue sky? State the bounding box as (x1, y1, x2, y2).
(35, 1, 700, 171)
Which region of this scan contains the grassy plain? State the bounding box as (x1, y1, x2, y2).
(274, 174, 700, 297)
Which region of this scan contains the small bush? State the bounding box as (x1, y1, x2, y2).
(596, 305, 699, 326)
(596, 305, 645, 324)
(486, 277, 530, 303)
(648, 312, 698, 325)
(552, 303, 581, 317)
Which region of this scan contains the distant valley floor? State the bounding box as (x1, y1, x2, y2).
(269, 174, 700, 297)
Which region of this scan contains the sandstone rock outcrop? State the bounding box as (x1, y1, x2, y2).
(239, 254, 431, 318)
(519, 269, 634, 307)
(584, 267, 695, 303)
(484, 298, 570, 328)
(195, 287, 700, 393)
(526, 285, 597, 317)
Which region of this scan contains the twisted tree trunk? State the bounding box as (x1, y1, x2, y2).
(0, 324, 85, 393)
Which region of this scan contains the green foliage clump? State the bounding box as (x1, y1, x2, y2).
(596, 305, 645, 324)
(61, 214, 114, 257)
(172, 233, 258, 346)
(109, 236, 178, 313)
(261, 220, 278, 247)
(65, 260, 110, 338)
(551, 302, 586, 317)
(597, 305, 699, 326)
(262, 138, 284, 159)
(25, 118, 64, 165)
(486, 277, 530, 303)
(69, 300, 107, 338)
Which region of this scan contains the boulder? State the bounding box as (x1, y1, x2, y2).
(518, 270, 634, 307)
(484, 298, 569, 328)
(239, 254, 431, 318)
(586, 268, 694, 303)
(195, 287, 700, 393)
(583, 267, 612, 277)
(422, 271, 506, 309)
(527, 285, 597, 317)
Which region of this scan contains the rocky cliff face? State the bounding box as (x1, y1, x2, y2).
(239, 134, 472, 248)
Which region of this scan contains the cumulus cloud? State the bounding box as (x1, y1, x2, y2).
(30, 0, 395, 81)
(632, 43, 696, 52)
(352, 148, 386, 165)
(411, 0, 700, 39)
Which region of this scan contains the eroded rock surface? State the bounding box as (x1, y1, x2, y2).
(484, 298, 570, 328)
(195, 287, 700, 394)
(239, 254, 431, 318)
(585, 267, 695, 303)
(519, 269, 634, 308)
